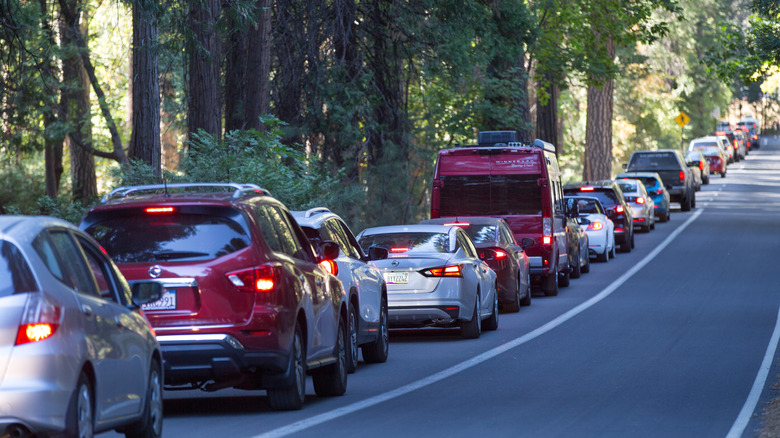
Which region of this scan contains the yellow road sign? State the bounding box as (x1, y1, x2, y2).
(675, 112, 690, 128)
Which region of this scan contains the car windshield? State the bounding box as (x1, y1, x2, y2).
(458, 224, 497, 244)
(0, 240, 37, 296)
(358, 232, 450, 254)
(692, 146, 721, 156)
(439, 174, 542, 216)
(627, 153, 679, 170)
(85, 211, 251, 263)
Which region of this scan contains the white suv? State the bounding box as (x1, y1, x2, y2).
(292, 208, 389, 372)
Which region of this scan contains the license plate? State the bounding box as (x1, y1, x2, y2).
(142, 289, 176, 310)
(383, 272, 409, 284)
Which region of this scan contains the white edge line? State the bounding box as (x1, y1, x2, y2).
(726, 306, 780, 438)
(255, 209, 704, 438)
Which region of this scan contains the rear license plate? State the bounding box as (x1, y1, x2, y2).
(141, 289, 176, 311)
(383, 272, 409, 284)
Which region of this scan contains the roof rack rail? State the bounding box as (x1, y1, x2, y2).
(101, 183, 271, 203)
(303, 207, 332, 218)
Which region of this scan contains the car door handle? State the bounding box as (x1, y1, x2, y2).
(81, 304, 94, 318)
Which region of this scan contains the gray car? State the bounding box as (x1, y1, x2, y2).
(0, 216, 164, 438)
(356, 224, 498, 339)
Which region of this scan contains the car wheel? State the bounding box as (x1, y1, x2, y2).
(519, 275, 532, 307)
(313, 317, 348, 397)
(558, 268, 570, 287)
(267, 325, 306, 410)
(692, 193, 696, 208)
(650, 219, 655, 230)
(346, 302, 358, 374)
(570, 249, 581, 279)
(124, 360, 163, 438)
(483, 289, 499, 331)
(581, 253, 590, 273)
(681, 194, 692, 212)
(631, 231, 635, 248)
(721, 171, 726, 178)
(610, 240, 617, 258)
(596, 247, 608, 262)
(704, 175, 710, 184)
(460, 293, 481, 339)
(362, 297, 389, 363)
(543, 272, 559, 297)
(504, 277, 521, 313)
(64, 373, 93, 438)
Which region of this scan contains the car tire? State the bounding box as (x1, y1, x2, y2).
(596, 248, 608, 262)
(519, 275, 531, 307)
(570, 249, 581, 279)
(542, 272, 558, 297)
(362, 297, 389, 363)
(483, 290, 499, 331)
(681, 194, 692, 212)
(64, 372, 94, 438)
(267, 325, 306, 410)
(721, 171, 726, 178)
(558, 268, 570, 287)
(704, 175, 710, 184)
(631, 231, 635, 248)
(692, 193, 696, 208)
(504, 278, 521, 313)
(460, 294, 482, 339)
(581, 254, 590, 273)
(124, 360, 163, 438)
(650, 218, 655, 230)
(610, 240, 617, 258)
(346, 302, 358, 374)
(313, 317, 348, 397)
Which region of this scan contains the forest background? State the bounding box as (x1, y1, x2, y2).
(1, 0, 778, 230)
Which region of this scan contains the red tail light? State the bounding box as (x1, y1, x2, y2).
(443, 222, 470, 227)
(636, 197, 645, 205)
(227, 266, 278, 293)
(494, 250, 508, 259)
(422, 265, 462, 277)
(587, 222, 604, 231)
(390, 247, 408, 253)
(320, 260, 338, 275)
(542, 236, 552, 245)
(580, 186, 595, 191)
(679, 171, 685, 181)
(616, 205, 624, 214)
(698, 161, 704, 170)
(145, 207, 174, 214)
(16, 294, 61, 345)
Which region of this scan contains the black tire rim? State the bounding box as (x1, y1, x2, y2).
(149, 367, 163, 436)
(77, 381, 92, 438)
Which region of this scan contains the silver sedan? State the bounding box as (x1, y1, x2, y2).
(0, 216, 164, 438)
(356, 224, 498, 339)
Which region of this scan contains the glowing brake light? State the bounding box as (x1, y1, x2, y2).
(494, 250, 508, 259)
(145, 207, 174, 214)
(320, 260, 338, 276)
(16, 294, 61, 345)
(390, 247, 408, 253)
(698, 161, 704, 170)
(615, 205, 624, 214)
(580, 187, 595, 191)
(636, 197, 645, 205)
(227, 266, 277, 292)
(422, 265, 462, 277)
(542, 236, 552, 245)
(443, 222, 470, 227)
(679, 171, 685, 181)
(587, 222, 604, 231)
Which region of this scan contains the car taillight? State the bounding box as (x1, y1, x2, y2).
(390, 247, 408, 253)
(542, 217, 552, 245)
(587, 222, 604, 231)
(698, 161, 704, 170)
(320, 260, 338, 276)
(422, 265, 462, 277)
(580, 186, 595, 191)
(16, 293, 61, 346)
(443, 222, 470, 227)
(494, 250, 508, 259)
(145, 207, 174, 214)
(636, 197, 645, 205)
(616, 205, 624, 214)
(679, 171, 685, 181)
(227, 265, 278, 293)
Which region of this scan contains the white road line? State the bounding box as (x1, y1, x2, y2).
(727, 306, 780, 438)
(255, 209, 705, 438)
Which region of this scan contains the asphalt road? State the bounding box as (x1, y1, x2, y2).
(131, 137, 780, 438)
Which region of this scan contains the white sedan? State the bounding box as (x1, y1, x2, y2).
(566, 196, 615, 263)
(356, 224, 498, 339)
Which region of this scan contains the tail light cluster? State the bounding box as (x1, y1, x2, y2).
(422, 265, 462, 277)
(586, 221, 604, 231)
(320, 260, 338, 275)
(698, 161, 704, 170)
(16, 293, 61, 346)
(542, 217, 552, 245)
(615, 205, 624, 214)
(227, 265, 279, 293)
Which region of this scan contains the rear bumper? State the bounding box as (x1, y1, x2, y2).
(157, 334, 290, 388)
(388, 305, 461, 326)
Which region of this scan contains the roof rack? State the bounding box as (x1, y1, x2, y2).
(101, 183, 271, 203)
(302, 207, 332, 218)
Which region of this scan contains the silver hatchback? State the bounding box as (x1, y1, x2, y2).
(0, 216, 164, 438)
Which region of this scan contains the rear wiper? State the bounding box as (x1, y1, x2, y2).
(152, 250, 209, 260)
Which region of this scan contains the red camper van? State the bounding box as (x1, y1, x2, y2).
(431, 131, 569, 297)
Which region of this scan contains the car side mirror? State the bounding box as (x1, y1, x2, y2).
(130, 281, 164, 307)
(686, 161, 694, 167)
(367, 246, 388, 261)
(479, 248, 497, 261)
(521, 237, 535, 249)
(318, 240, 340, 261)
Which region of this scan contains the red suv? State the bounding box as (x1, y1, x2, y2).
(80, 183, 348, 411)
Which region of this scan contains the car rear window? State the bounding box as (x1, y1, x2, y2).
(0, 240, 37, 296)
(359, 232, 450, 254)
(565, 189, 619, 207)
(627, 153, 679, 170)
(458, 224, 497, 244)
(617, 181, 638, 193)
(440, 174, 542, 216)
(692, 146, 720, 156)
(85, 209, 251, 264)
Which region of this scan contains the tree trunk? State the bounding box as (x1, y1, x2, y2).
(274, 0, 304, 141)
(129, 0, 161, 176)
(188, 0, 222, 139)
(536, 75, 559, 149)
(60, 2, 96, 204)
(39, 0, 64, 198)
(583, 78, 614, 180)
(244, 0, 272, 130)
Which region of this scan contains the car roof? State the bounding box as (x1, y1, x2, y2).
(563, 180, 618, 189)
(359, 224, 457, 236)
(290, 207, 341, 228)
(87, 183, 277, 212)
(616, 171, 662, 180)
(420, 216, 503, 226)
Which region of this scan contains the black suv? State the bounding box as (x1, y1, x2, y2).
(563, 180, 635, 253)
(624, 150, 696, 211)
(80, 183, 348, 411)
